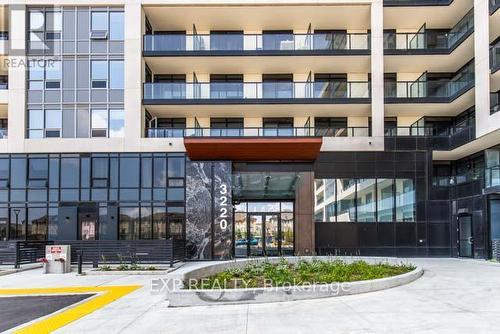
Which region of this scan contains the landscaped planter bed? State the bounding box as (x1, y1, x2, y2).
(167, 257, 423, 307)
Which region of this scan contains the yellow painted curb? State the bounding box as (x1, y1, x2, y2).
(0, 285, 142, 334)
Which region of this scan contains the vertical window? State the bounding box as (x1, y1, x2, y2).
(119, 207, 139, 240)
(92, 157, 108, 187)
(119, 157, 140, 188)
(27, 207, 48, 241)
(60, 158, 79, 188)
(168, 157, 185, 178)
(356, 179, 376, 222)
(377, 179, 394, 222)
(28, 110, 44, 138)
(140, 206, 152, 239)
(336, 179, 356, 222)
(91, 11, 109, 39)
(0, 159, 8, 188)
(91, 109, 108, 137)
(45, 61, 61, 89)
(45, 109, 62, 137)
(28, 158, 48, 188)
(153, 157, 167, 187)
(109, 110, 124, 138)
(152, 207, 167, 239)
(109, 60, 124, 89)
(109, 12, 124, 40)
(396, 179, 415, 222)
(91, 61, 108, 88)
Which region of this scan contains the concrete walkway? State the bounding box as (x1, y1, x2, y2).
(1, 258, 500, 334)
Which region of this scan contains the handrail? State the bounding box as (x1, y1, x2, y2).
(143, 81, 371, 100)
(145, 127, 371, 138)
(143, 32, 370, 52)
(385, 125, 474, 137)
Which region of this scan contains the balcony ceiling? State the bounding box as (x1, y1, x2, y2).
(184, 137, 323, 161)
(143, 5, 370, 31)
(144, 103, 372, 118)
(384, 34, 474, 73)
(384, 0, 473, 29)
(384, 88, 474, 117)
(144, 54, 370, 74)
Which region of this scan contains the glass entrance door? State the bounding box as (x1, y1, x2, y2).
(458, 215, 473, 258)
(264, 214, 279, 256)
(249, 215, 263, 256)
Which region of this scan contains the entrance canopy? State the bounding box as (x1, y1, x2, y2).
(232, 172, 300, 200)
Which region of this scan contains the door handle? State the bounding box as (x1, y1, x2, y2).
(468, 237, 473, 244)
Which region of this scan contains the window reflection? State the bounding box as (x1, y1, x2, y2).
(314, 178, 416, 223)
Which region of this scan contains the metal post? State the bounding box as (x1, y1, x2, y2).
(77, 253, 82, 274)
(14, 241, 20, 269)
(169, 238, 174, 268)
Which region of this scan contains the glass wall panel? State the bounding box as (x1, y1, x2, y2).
(0, 208, 8, 240)
(152, 207, 167, 239)
(140, 206, 152, 239)
(119, 157, 139, 188)
(27, 207, 48, 240)
(377, 179, 394, 222)
(336, 179, 356, 222)
(119, 207, 139, 240)
(356, 179, 376, 222)
(396, 179, 415, 222)
(60, 158, 79, 188)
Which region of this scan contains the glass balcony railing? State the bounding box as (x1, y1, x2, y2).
(143, 33, 370, 52)
(491, 0, 500, 14)
(486, 165, 500, 188)
(384, 9, 473, 51)
(0, 129, 7, 139)
(0, 32, 8, 40)
(143, 82, 371, 100)
(385, 78, 473, 99)
(145, 127, 371, 138)
(491, 40, 500, 72)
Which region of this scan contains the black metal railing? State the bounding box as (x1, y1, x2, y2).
(384, 0, 453, 6)
(0, 239, 185, 268)
(61, 239, 185, 267)
(0, 241, 54, 268)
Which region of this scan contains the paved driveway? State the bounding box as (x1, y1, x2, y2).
(2, 258, 500, 334)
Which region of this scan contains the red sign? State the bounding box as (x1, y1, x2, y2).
(50, 246, 62, 254)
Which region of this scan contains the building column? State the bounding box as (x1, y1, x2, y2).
(7, 5, 27, 152)
(370, 0, 384, 139)
(474, 0, 492, 137)
(124, 1, 143, 149)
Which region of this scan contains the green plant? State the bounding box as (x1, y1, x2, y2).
(187, 258, 415, 289)
(98, 265, 111, 271)
(117, 264, 129, 271)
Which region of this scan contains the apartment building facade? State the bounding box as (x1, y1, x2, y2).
(0, 0, 499, 260)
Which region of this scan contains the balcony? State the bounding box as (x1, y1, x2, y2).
(486, 165, 500, 189)
(162, 127, 324, 161)
(384, 125, 475, 150)
(145, 127, 370, 138)
(385, 10, 473, 55)
(143, 32, 370, 56)
(385, 77, 474, 103)
(143, 81, 371, 105)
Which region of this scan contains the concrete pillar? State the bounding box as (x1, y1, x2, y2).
(370, 0, 384, 139)
(474, 0, 493, 137)
(124, 1, 143, 149)
(7, 5, 27, 152)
